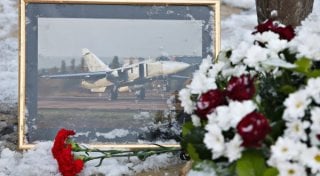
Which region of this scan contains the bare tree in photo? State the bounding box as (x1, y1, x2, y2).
(255, 0, 314, 27)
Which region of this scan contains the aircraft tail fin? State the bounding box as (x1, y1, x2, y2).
(82, 48, 111, 72)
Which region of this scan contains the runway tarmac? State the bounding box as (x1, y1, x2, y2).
(37, 96, 168, 110)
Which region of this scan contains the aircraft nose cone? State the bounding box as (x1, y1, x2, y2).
(163, 61, 190, 74)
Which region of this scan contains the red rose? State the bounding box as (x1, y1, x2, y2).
(195, 89, 226, 119)
(253, 19, 295, 41)
(226, 74, 255, 101)
(237, 112, 270, 148)
(52, 128, 75, 159)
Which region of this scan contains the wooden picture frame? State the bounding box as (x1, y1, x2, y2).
(19, 0, 221, 149)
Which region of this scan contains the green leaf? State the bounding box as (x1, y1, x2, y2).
(263, 168, 279, 176)
(180, 126, 212, 160)
(187, 144, 200, 161)
(307, 70, 320, 78)
(294, 57, 311, 74)
(279, 85, 296, 94)
(182, 122, 194, 136)
(236, 150, 266, 176)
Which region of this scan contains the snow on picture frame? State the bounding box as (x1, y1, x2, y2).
(18, 0, 221, 150)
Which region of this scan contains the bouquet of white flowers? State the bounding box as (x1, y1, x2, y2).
(179, 15, 320, 176)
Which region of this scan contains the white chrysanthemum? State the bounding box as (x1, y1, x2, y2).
(188, 71, 217, 94)
(290, 14, 320, 60)
(300, 147, 320, 174)
(204, 124, 225, 159)
(208, 61, 228, 79)
(254, 31, 280, 43)
(278, 162, 307, 176)
(207, 100, 257, 131)
(262, 56, 296, 69)
(198, 56, 213, 74)
(306, 78, 320, 104)
(221, 64, 248, 77)
(191, 114, 201, 127)
(230, 42, 250, 64)
(207, 105, 231, 131)
(283, 90, 311, 121)
(284, 120, 310, 141)
(311, 107, 320, 131)
(243, 45, 268, 70)
(269, 137, 303, 164)
(224, 134, 243, 162)
(179, 88, 195, 114)
(228, 100, 257, 127)
(309, 130, 320, 146)
(266, 37, 289, 53)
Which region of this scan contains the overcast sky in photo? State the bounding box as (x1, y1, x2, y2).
(38, 18, 203, 68)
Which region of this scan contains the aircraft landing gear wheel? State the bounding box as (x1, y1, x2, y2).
(136, 88, 145, 100)
(110, 86, 118, 100)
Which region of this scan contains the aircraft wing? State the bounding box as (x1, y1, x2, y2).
(168, 75, 191, 79)
(40, 71, 106, 79)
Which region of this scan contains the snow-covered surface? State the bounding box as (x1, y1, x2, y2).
(0, 0, 18, 105)
(0, 0, 320, 175)
(222, 0, 255, 9)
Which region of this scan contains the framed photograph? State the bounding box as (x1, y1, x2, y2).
(19, 0, 221, 149)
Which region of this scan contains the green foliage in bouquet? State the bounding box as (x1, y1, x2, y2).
(179, 19, 320, 176)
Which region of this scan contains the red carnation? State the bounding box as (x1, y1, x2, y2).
(195, 89, 226, 119)
(226, 74, 255, 101)
(237, 112, 270, 148)
(56, 147, 84, 176)
(253, 19, 295, 41)
(52, 128, 75, 159)
(52, 129, 84, 176)
(273, 26, 295, 41)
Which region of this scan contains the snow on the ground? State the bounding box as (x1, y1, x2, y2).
(222, 0, 255, 9)
(0, 142, 181, 176)
(0, 0, 18, 105)
(0, 1, 320, 175)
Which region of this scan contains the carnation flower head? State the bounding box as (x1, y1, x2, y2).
(243, 45, 268, 71)
(52, 128, 76, 159)
(52, 129, 84, 176)
(188, 71, 217, 94)
(195, 89, 226, 120)
(237, 112, 270, 148)
(204, 124, 225, 159)
(226, 74, 256, 101)
(253, 19, 295, 41)
(179, 88, 195, 114)
(224, 134, 243, 162)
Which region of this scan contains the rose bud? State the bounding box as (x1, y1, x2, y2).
(195, 89, 226, 120)
(226, 74, 256, 101)
(237, 112, 271, 148)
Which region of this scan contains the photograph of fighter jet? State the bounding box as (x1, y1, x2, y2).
(23, 3, 216, 145)
(41, 48, 191, 100)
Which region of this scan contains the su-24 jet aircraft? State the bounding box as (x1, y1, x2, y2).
(41, 48, 191, 100)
